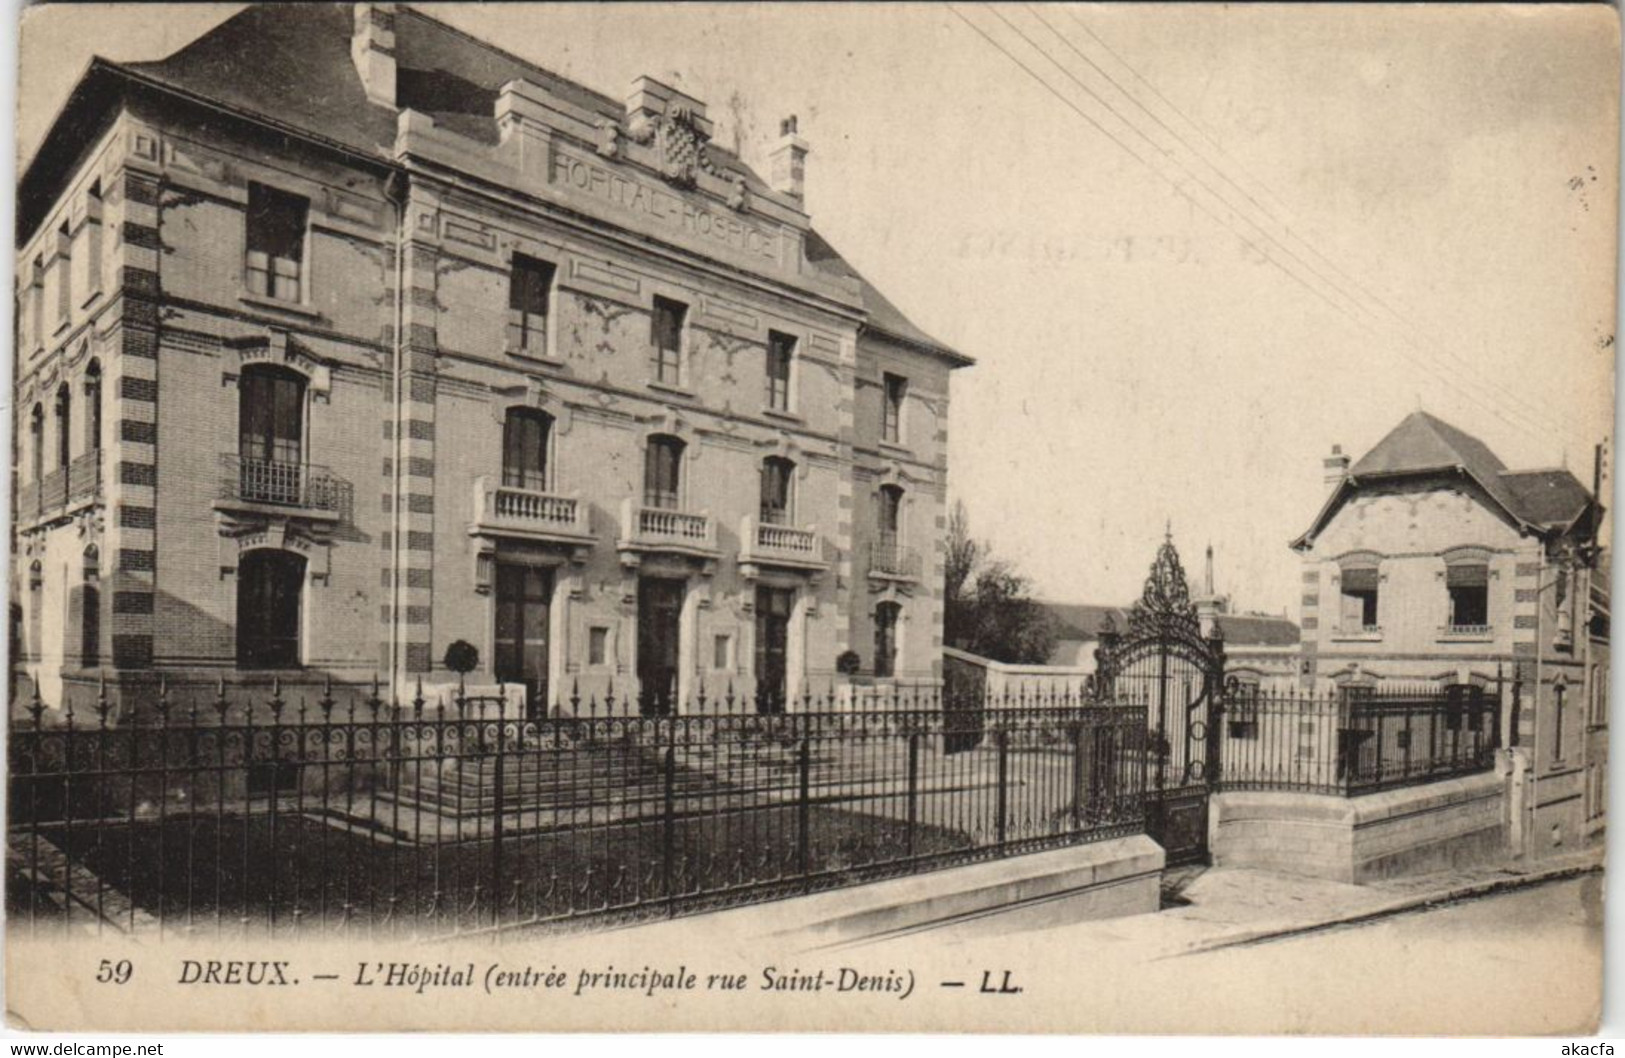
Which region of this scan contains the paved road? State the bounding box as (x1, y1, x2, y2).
(1169, 876, 1602, 1035)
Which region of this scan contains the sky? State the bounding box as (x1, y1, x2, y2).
(15, 3, 1619, 619)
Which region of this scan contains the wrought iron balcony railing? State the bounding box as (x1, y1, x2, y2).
(1440, 623, 1492, 637)
(868, 538, 922, 580)
(470, 476, 591, 542)
(40, 467, 68, 512)
(220, 454, 341, 512)
(67, 451, 101, 504)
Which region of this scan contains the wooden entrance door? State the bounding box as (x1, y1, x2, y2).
(755, 586, 793, 713)
(638, 577, 685, 715)
(494, 563, 551, 717)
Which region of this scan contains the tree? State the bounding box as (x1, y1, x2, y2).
(943, 503, 1056, 665)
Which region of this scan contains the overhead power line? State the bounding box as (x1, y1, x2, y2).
(1037, 4, 1584, 447)
(946, 3, 1594, 452)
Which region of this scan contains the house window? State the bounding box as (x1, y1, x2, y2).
(1446, 563, 1489, 630)
(878, 484, 903, 550)
(713, 633, 732, 670)
(81, 546, 99, 667)
(644, 434, 685, 510)
(236, 550, 305, 669)
(766, 331, 794, 411)
(55, 221, 72, 321)
(239, 365, 306, 505)
(54, 383, 71, 470)
(760, 456, 794, 525)
(1553, 682, 1568, 763)
(508, 255, 554, 356)
(501, 408, 552, 492)
(84, 360, 102, 453)
(588, 626, 609, 667)
(30, 256, 43, 349)
(1339, 567, 1379, 632)
(85, 181, 103, 298)
(881, 372, 907, 443)
(29, 405, 43, 483)
(651, 296, 686, 386)
(874, 602, 901, 678)
(245, 182, 308, 302)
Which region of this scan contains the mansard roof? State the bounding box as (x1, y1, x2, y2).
(21, 3, 968, 366)
(1293, 411, 1599, 548)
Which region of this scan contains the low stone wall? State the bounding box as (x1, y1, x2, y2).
(1210, 772, 1507, 883)
(766, 835, 1166, 943)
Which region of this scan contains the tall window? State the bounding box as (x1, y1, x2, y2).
(644, 435, 685, 510)
(502, 408, 552, 491)
(55, 221, 72, 321)
(81, 546, 100, 667)
(1339, 567, 1379, 632)
(651, 296, 686, 386)
(878, 484, 903, 549)
(760, 457, 794, 525)
(245, 182, 308, 303)
(509, 255, 554, 355)
(236, 550, 305, 668)
(84, 360, 102, 453)
(239, 365, 306, 505)
(85, 181, 103, 298)
(766, 331, 794, 411)
(29, 405, 43, 483)
(30, 256, 43, 349)
(1446, 563, 1489, 630)
(874, 602, 901, 679)
(54, 383, 71, 470)
(881, 372, 907, 443)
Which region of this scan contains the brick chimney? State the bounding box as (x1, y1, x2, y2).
(768, 115, 809, 201)
(352, 3, 398, 108)
(1323, 443, 1350, 495)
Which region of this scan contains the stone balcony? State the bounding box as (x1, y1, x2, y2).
(616, 497, 718, 566)
(738, 513, 827, 578)
(468, 475, 593, 547)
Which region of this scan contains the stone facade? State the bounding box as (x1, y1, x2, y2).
(12, 4, 971, 718)
(1292, 412, 1609, 853)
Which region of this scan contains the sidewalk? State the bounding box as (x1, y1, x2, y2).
(839, 843, 1605, 960)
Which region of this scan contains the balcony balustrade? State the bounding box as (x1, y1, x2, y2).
(218, 454, 341, 513)
(617, 497, 717, 562)
(469, 476, 592, 545)
(738, 513, 825, 575)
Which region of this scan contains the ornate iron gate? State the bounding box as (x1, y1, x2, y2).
(1095, 535, 1226, 866)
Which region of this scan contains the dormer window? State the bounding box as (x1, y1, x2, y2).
(245, 182, 308, 303)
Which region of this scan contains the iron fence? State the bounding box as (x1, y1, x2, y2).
(1217, 685, 1501, 795)
(7, 683, 1147, 938)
